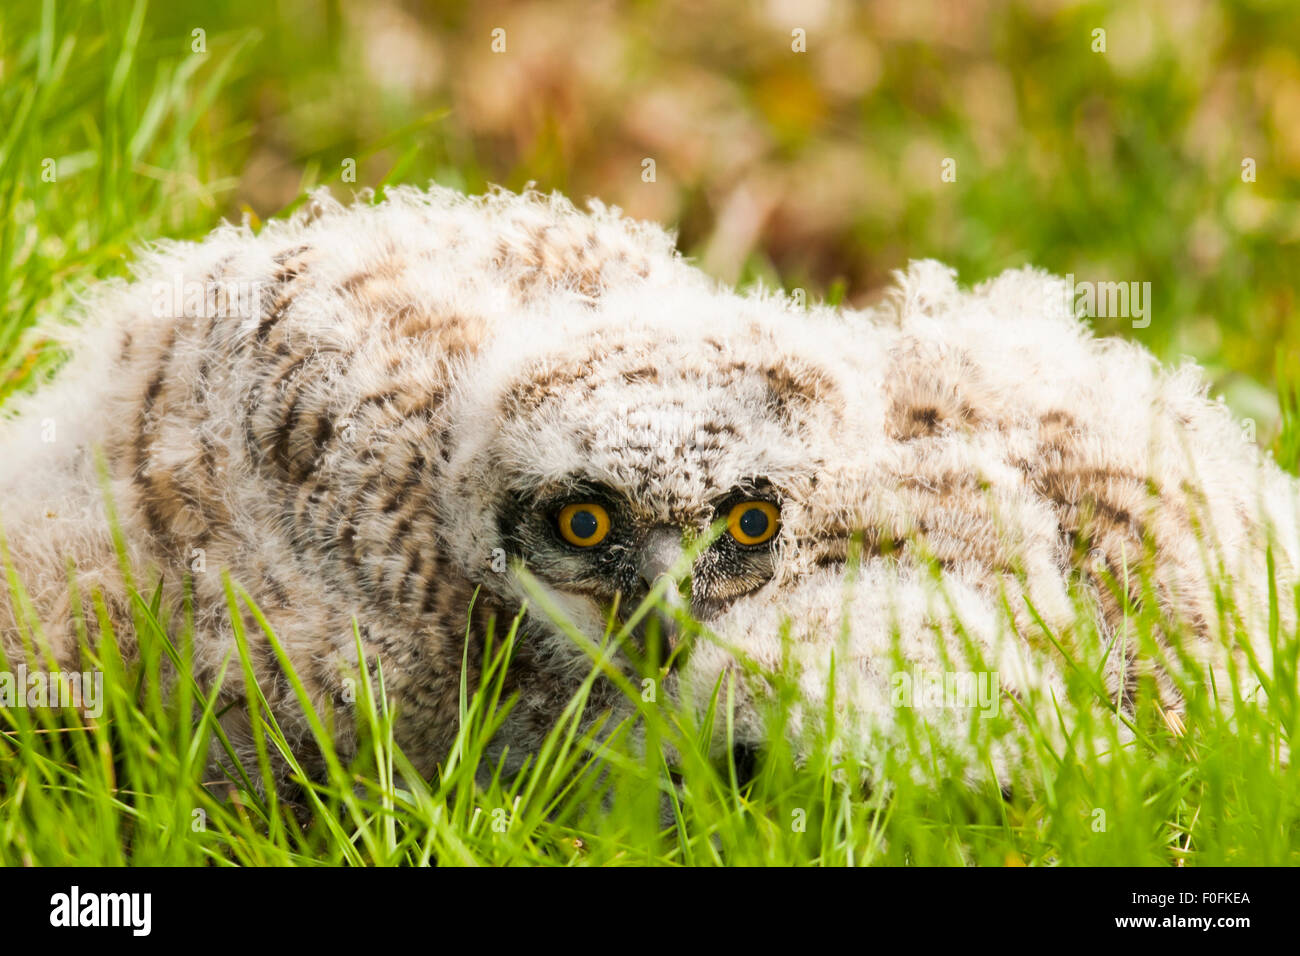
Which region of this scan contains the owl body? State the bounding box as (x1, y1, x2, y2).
(1, 185, 1295, 785)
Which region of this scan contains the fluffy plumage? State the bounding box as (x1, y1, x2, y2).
(1, 185, 1294, 786)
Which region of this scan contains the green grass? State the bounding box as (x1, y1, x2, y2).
(1, 0, 1298, 866)
(1, 499, 1297, 867)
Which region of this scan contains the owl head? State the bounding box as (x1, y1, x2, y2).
(438, 281, 866, 671)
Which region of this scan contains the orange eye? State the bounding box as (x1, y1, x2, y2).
(557, 503, 611, 547)
(726, 500, 779, 546)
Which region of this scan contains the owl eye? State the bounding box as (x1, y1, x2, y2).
(726, 500, 780, 546)
(557, 502, 612, 547)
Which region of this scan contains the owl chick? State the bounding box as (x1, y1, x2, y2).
(0, 185, 1294, 789)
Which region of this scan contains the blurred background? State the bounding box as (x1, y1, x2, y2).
(2, 0, 1298, 451)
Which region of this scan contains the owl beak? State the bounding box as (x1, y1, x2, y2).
(635, 527, 689, 664)
(638, 527, 688, 594)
